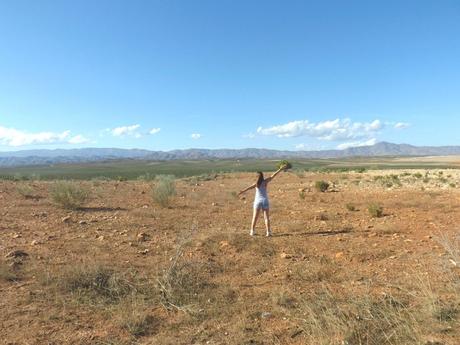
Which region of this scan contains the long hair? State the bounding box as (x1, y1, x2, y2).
(256, 171, 264, 188)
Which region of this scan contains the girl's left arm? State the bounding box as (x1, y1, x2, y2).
(238, 183, 256, 196)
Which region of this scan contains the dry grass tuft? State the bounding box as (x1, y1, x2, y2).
(50, 181, 89, 209)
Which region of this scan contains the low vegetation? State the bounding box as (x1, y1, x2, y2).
(49, 181, 89, 209)
(368, 203, 384, 217)
(315, 180, 330, 192)
(152, 175, 176, 207)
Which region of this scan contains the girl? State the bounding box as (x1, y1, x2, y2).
(238, 165, 287, 236)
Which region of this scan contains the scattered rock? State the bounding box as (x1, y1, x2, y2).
(30, 240, 41, 245)
(61, 216, 71, 223)
(97, 235, 104, 241)
(219, 241, 230, 248)
(138, 249, 149, 255)
(261, 312, 272, 319)
(335, 252, 344, 259)
(5, 250, 29, 259)
(79, 220, 88, 225)
(280, 253, 292, 259)
(137, 232, 148, 242)
(12, 233, 22, 239)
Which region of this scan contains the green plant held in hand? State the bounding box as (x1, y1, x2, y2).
(277, 160, 292, 170)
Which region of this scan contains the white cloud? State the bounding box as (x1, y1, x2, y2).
(0, 126, 88, 147)
(243, 133, 256, 139)
(111, 124, 141, 137)
(394, 122, 410, 129)
(67, 134, 90, 144)
(337, 138, 378, 150)
(149, 128, 161, 135)
(190, 133, 201, 140)
(256, 118, 384, 141)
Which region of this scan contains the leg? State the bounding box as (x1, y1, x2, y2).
(250, 207, 261, 235)
(263, 209, 271, 236)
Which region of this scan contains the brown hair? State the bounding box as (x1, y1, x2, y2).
(256, 171, 264, 188)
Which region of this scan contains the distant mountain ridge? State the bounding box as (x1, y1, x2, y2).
(1, 142, 460, 167)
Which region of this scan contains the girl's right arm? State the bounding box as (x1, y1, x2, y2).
(238, 183, 256, 196)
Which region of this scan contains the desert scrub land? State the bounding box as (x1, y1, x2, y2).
(1, 169, 460, 345)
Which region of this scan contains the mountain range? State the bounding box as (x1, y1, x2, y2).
(1, 142, 460, 167)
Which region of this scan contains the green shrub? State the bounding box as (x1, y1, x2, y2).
(368, 203, 383, 218)
(50, 181, 89, 209)
(152, 175, 176, 207)
(345, 203, 356, 211)
(315, 180, 330, 192)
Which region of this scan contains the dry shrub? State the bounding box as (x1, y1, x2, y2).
(16, 183, 38, 199)
(315, 180, 330, 192)
(288, 287, 422, 345)
(42, 262, 155, 306)
(50, 181, 89, 209)
(152, 175, 176, 207)
(0, 261, 17, 282)
(368, 203, 383, 218)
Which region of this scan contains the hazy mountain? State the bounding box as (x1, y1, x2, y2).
(1, 142, 460, 167)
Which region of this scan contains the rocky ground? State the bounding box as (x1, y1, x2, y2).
(1, 169, 459, 345)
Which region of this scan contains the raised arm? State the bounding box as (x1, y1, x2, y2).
(265, 165, 286, 183)
(238, 183, 256, 196)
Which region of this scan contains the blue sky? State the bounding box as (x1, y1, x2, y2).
(0, 0, 459, 152)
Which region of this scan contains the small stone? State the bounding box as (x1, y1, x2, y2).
(261, 312, 272, 319)
(280, 253, 292, 259)
(335, 252, 344, 259)
(12, 233, 22, 239)
(137, 232, 148, 242)
(97, 235, 104, 241)
(138, 249, 149, 255)
(219, 241, 229, 248)
(79, 220, 87, 225)
(62, 216, 71, 223)
(31, 240, 41, 245)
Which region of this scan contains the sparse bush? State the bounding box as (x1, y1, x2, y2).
(413, 172, 423, 179)
(345, 203, 356, 211)
(368, 203, 383, 218)
(293, 287, 422, 345)
(16, 183, 38, 199)
(315, 180, 330, 192)
(50, 181, 89, 209)
(43, 262, 154, 306)
(117, 298, 158, 337)
(152, 175, 176, 207)
(299, 190, 306, 199)
(356, 167, 366, 173)
(0, 261, 17, 282)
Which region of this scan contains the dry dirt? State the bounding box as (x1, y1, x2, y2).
(1, 170, 459, 345)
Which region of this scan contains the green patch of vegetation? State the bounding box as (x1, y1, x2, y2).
(345, 203, 356, 211)
(368, 203, 383, 218)
(315, 180, 330, 192)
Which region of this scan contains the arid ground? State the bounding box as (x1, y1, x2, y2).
(1, 169, 459, 345)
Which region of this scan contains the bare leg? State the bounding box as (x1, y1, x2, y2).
(250, 207, 261, 235)
(263, 209, 271, 236)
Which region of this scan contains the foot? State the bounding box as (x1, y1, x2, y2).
(266, 230, 272, 237)
(250, 229, 255, 236)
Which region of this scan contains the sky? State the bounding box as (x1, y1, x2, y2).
(0, 0, 459, 152)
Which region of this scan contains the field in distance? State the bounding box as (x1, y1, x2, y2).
(1, 155, 460, 180)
